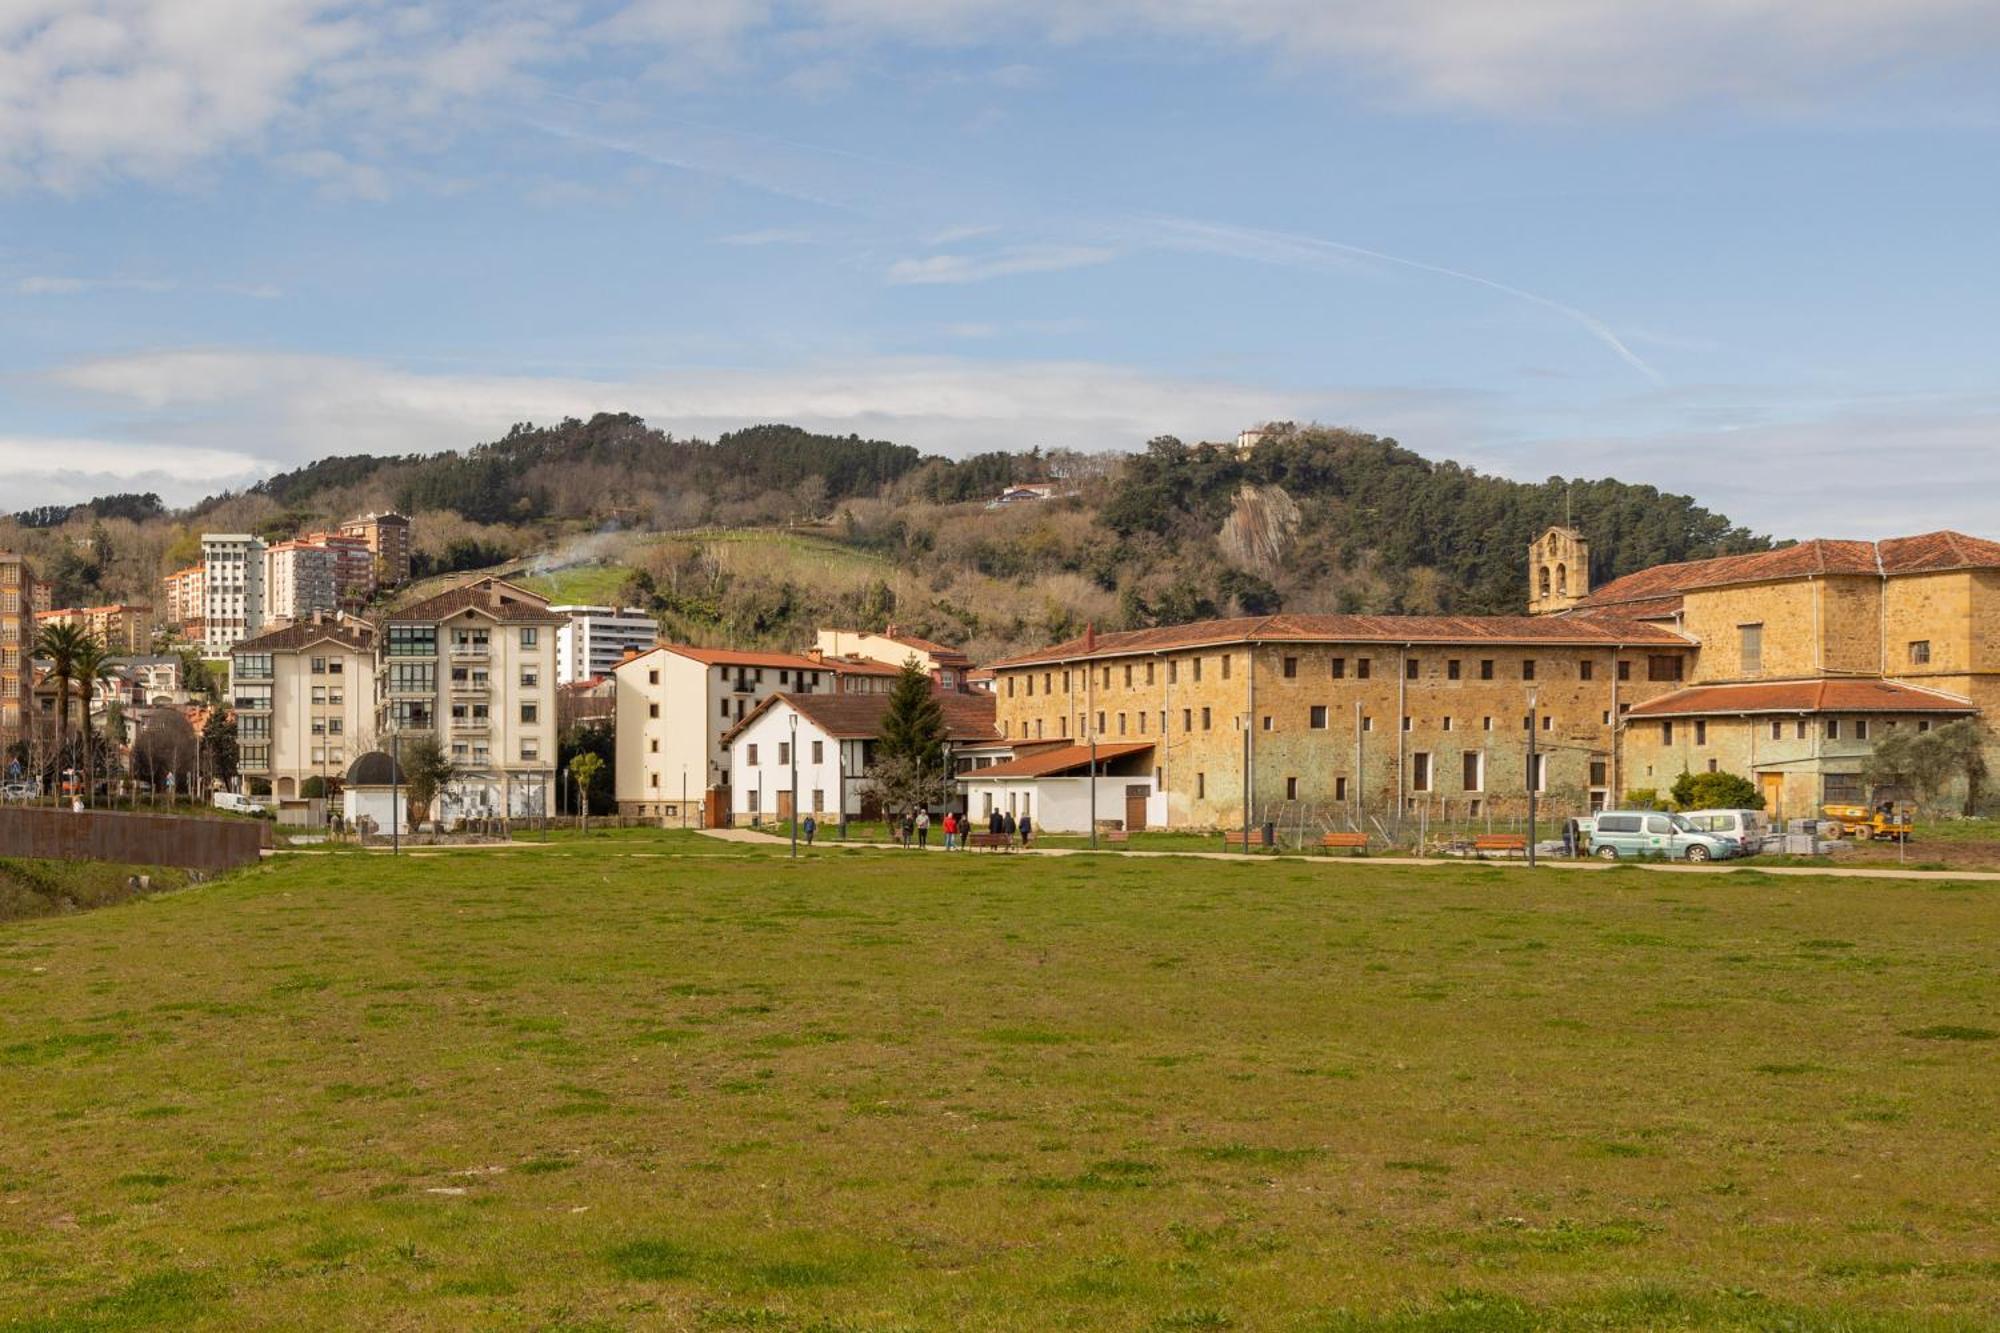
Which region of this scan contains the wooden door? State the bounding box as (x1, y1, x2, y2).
(1124, 784, 1148, 832)
(777, 789, 794, 820)
(1759, 772, 1784, 820)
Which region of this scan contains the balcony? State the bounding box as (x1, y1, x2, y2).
(449, 642, 491, 660)
(450, 715, 491, 734)
(449, 675, 491, 695)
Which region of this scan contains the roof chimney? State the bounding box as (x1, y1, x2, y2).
(1083, 622, 1096, 653)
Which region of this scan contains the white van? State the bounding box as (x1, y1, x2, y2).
(1681, 808, 1772, 854)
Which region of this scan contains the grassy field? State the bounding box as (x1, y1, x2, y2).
(1, 845, 1996, 1330)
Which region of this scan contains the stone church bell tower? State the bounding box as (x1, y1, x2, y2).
(1528, 526, 1589, 615)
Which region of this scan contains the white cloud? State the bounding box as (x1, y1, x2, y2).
(5, 0, 1993, 195)
(887, 243, 1115, 285)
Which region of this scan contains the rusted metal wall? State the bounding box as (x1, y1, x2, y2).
(0, 807, 268, 872)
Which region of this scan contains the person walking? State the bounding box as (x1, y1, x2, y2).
(916, 807, 931, 849)
(989, 806, 1004, 838)
(1019, 812, 1033, 848)
(941, 811, 956, 850)
(901, 808, 915, 846)
(1002, 810, 1016, 845)
(803, 813, 817, 846)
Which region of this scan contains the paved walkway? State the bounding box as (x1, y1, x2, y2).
(703, 829, 2000, 883)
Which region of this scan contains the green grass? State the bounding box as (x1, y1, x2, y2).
(1, 850, 1996, 1328)
(0, 858, 189, 923)
(513, 562, 634, 606)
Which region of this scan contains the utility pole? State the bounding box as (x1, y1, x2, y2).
(391, 729, 401, 856)
(788, 711, 798, 861)
(1089, 728, 1098, 851)
(1526, 688, 1539, 868)
(1241, 719, 1251, 851)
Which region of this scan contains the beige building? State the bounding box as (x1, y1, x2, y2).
(37, 603, 153, 655)
(339, 512, 413, 588)
(0, 551, 35, 751)
(613, 645, 898, 821)
(815, 626, 973, 691)
(988, 616, 1695, 829)
(200, 533, 265, 655)
(1564, 530, 2000, 819)
(161, 565, 204, 634)
(378, 577, 559, 819)
(232, 615, 379, 806)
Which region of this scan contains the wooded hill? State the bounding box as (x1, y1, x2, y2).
(5, 415, 1771, 662)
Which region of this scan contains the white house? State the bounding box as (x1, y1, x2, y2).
(613, 645, 899, 822)
(723, 690, 999, 825)
(956, 741, 1164, 834)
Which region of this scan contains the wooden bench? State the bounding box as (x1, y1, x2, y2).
(1472, 833, 1528, 858)
(1105, 829, 1129, 844)
(1221, 829, 1269, 851)
(1319, 832, 1368, 855)
(966, 832, 1014, 851)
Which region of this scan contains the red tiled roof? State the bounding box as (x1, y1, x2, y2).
(235, 619, 376, 653)
(988, 612, 1690, 668)
(960, 741, 1154, 780)
(1625, 679, 1978, 718)
(621, 644, 904, 675)
(1577, 531, 2000, 610)
(389, 581, 563, 624)
(721, 690, 1000, 746)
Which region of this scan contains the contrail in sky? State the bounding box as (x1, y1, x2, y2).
(1146, 217, 1664, 384)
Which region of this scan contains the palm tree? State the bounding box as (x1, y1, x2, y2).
(33, 622, 90, 801)
(71, 637, 120, 806)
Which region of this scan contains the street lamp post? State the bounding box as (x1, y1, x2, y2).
(390, 728, 401, 856)
(1089, 729, 1098, 852)
(789, 711, 798, 861)
(1526, 688, 1539, 869)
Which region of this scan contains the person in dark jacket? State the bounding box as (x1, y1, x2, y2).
(1002, 810, 1017, 841)
(989, 808, 1004, 837)
(1019, 813, 1033, 847)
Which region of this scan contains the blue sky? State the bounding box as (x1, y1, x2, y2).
(4, 1, 1999, 536)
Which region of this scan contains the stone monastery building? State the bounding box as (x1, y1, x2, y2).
(987, 528, 2000, 828)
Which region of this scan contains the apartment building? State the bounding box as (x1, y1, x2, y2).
(263, 541, 340, 624)
(161, 565, 204, 633)
(0, 551, 35, 750)
(552, 605, 658, 684)
(339, 511, 413, 588)
(612, 645, 898, 820)
(378, 577, 559, 820)
(37, 603, 152, 654)
(300, 531, 377, 605)
(199, 534, 265, 655)
(231, 615, 378, 806)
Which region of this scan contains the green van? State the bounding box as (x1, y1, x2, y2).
(1586, 811, 1739, 862)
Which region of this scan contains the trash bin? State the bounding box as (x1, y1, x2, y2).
(1262, 821, 1276, 847)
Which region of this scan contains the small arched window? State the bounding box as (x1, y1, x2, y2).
(1538, 566, 1552, 595)
(1556, 563, 1568, 595)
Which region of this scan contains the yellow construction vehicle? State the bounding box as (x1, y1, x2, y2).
(1819, 803, 1913, 841)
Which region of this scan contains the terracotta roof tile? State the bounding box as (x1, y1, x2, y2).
(389, 582, 564, 624)
(234, 619, 376, 653)
(721, 690, 999, 745)
(988, 612, 1690, 668)
(1625, 679, 1977, 718)
(1577, 531, 2000, 610)
(959, 741, 1154, 779)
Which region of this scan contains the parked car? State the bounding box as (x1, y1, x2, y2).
(1, 781, 37, 802)
(1587, 810, 1741, 862)
(1681, 808, 1772, 854)
(212, 791, 268, 815)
